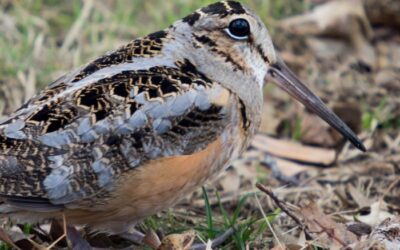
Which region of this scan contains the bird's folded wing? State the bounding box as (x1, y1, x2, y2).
(0, 62, 232, 209)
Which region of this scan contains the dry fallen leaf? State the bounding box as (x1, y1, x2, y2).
(273, 157, 314, 177)
(271, 245, 286, 250)
(300, 202, 358, 249)
(280, 0, 372, 38)
(363, 0, 400, 28)
(143, 229, 162, 249)
(157, 230, 196, 250)
(279, 0, 375, 65)
(252, 134, 336, 166)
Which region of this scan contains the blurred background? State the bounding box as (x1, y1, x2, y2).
(0, 0, 399, 249)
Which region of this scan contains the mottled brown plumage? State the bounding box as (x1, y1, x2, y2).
(0, 1, 365, 234)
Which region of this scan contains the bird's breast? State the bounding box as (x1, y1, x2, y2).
(63, 91, 252, 233)
(107, 91, 250, 215)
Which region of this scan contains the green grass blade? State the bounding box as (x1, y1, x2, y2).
(202, 186, 215, 239)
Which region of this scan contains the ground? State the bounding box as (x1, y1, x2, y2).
(0, 0, 399, 249)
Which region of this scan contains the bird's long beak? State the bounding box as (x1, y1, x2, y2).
(266, 57, 366, 152)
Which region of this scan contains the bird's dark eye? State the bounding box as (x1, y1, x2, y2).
(226, 19, 250, 40)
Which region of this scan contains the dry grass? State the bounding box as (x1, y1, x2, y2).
(0, 0, 307, 113)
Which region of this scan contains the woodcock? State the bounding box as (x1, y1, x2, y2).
(0, 1, 365, 234)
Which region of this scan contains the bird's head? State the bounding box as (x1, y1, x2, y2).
(168, 1, 365, 151)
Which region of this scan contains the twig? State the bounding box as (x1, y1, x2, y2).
(191, 227, 236, 250)
(379, 176, 400, 204)
(0, 228, 22, 250)
(312, 220, 348, 247)
(46, 213, 67, 250)
(256, 183, 303, 227)
(255, 193, 283, 248)
(256, 183, 312, 239)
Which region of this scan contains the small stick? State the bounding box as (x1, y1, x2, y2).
(256, 183, 303, 226)
(46, 213, 67, 250)
(191, 227, 236, 250)
(255, 193, 283, 248)
(313, 220, 348, 247)
(256, 183, 312, 238)
(380, 176, 400, 203)
(0, 228, 22, 250)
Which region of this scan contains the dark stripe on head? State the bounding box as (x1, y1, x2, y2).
(193, 34, 217, 47)
(184, 2, 246, 26)
(182, 11, 201, 26)
(227, 1, 246, 14)
(238, 98, 250, 130)
(201, 1, 246, 16)
(256, 44, 270, 63)
(211, 48, 245, 72)
(248, 35, 270, 64)
(201, 2, 227, 15)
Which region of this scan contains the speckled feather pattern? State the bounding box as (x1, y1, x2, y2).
(0, 1, 276, 232)
(0, 60, 231, 202)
